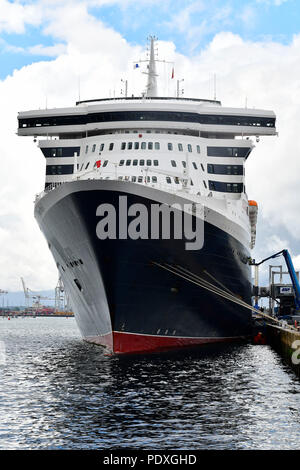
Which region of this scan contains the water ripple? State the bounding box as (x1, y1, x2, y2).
(0, 317, 300, 449)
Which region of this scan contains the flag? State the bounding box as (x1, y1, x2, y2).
(96, 160, 101, 168)
(171, 67, 174, 79)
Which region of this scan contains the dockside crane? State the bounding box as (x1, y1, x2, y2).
(21, 277, 54, 311)
(251, 249, 300, 314)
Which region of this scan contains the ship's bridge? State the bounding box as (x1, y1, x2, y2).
(17, 96, 276, 139)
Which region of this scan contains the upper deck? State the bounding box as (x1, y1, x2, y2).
(17, 96, 276, 138)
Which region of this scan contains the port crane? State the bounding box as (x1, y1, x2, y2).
(21, 277, 54, 310)
(54, 277, 71, 312)
(252, 249, 300, 314)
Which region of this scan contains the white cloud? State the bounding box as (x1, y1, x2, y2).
(163, 1, 232, 51)
(1, 2, 300, 292)
(28, 43, 67, 57)
(238, 4, 257, 28)
(292, 255, 300, 271)
(0, 0, 42, 34)
(256, 0, 289, 5)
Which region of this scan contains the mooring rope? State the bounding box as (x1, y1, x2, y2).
(152, 261, 281, 325)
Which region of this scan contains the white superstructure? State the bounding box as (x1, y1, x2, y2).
(18, 38, 276, 250)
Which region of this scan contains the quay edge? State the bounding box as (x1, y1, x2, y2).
(266, 324, 300, 377)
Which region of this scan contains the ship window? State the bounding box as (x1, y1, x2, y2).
(154, 160, 159, 166)
(200, 164, 205, 171)
(188, 144, 192, 153)
(18, 111, 276, 129)
(146, 176, 151, 182)
(152, 176, 157, 183)
(74, 279, 82, 292)
(109, 143, 114, 151)
(203, 180, 207, 189)
(119, 160, 124, 166)
(103, 160, 108, 167)
(171, 160, 177, 167)
(138, 176, 143, 182)
(85, 162, 90, 169)
(133, 159, 138, 166)
(207, 163, 243, 175)
(99, 143, 104, 152)
(128, 142, 133, 150)
(166, 176, 171, 184)
(196, 145, 200, 154)
(155, 142, 160, 150)
(85, 145, 88, 154)
(121, 142, 126, 150)
(126, 160, 131, 166)
(208, 181, 243, 192)
(139, 159, 145, 166)
(46, 164, 74, 175)
(190, 179, 194, 186)
(192, 162, 198, 169)
(168, 143, 173, 151)
(49, 148, 63, 157)
(141, 142, 146, 150)
(207, 146, 251, 158)
(148, 142, 153, 150)
(92, 144, 96, 153)
(146, 160, 152, 166)
(178, 143, 183, 152)
(174, 177, 179, 184)
(182, 161, 186, 168)
(80, 164, 84, 171)
(124, 176, 130, 181)
(134, 142, 139, 149)
(131, 176, 137, 182)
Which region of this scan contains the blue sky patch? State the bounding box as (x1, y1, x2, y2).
(0, 0, 299, 79)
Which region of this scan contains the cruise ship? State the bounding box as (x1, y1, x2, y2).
(17, 38, 276, 354)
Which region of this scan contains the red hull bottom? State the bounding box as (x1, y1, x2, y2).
(84, 331, 246, 355)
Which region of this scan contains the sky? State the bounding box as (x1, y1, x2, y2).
(0, 0, 300, 295)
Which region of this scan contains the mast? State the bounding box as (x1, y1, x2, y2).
(146, 36, 158, 98)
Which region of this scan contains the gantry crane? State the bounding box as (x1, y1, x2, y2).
(21, 277, 54, 311)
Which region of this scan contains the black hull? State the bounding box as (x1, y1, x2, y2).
(35, 181, 252, 353)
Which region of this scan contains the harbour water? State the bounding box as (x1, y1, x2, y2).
(0, 317, 300, 450)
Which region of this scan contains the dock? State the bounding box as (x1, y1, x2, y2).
(266, 324, 300, 376)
